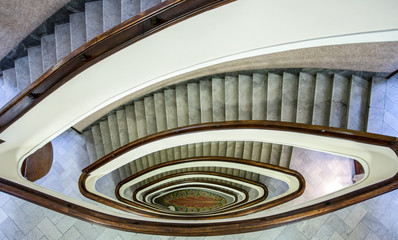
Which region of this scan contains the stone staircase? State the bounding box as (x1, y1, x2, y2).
(83, 70, 384, 187)
(0, 0, 163, 107)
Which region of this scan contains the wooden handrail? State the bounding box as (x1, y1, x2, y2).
(0, 121, 397, 235)
(145, 180, 245, 206)
(113, 169, 274, 218)
(0, 0, 234, 134)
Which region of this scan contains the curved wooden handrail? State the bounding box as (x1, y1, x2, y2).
(81, 156, 302, 220)
(0, 0, 234, 134)
(120, 171, 259, 217)
(1, 121, 398, 235)
(115, 169, 273, 218)
(147, 181, 244, 206)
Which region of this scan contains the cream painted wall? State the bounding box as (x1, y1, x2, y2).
(0, 0, 398, 221)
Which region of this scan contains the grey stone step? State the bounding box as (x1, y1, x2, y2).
(200, 80, 213, 123)
(279, 145, 293, 168)
(92, 125, 105, 158)
(297, 72, 315, 124)
(125, 104, 139, 141)
(107, 114, 128, 179)
(154, 92, 167, 132)
(27, 46, 43, 82)
(3, 68, 18, 95)
(269, 144, 282, 165)
(103, 0, 121, 31)
(313, 73, 333, 126)
(15, 57, 30, 91)
(212, 77, 225, 122)
(141, 0, 160, 12)
(238, 75, 252, 120)
(116, 109, 129, 146)
(99, 119, 113, 155)
(54, 23, 71, 62)
(108, 113, 121, 150)
(243, 141, 253, 180)
(164, 89, 177, 129)
(176, 85, 189, 126)
(252, 73, 267, 120)
(41, 34, 57, 72)
(347, 76, 369, 131)
(70, 12, 87, 51)
(134, 100, 147, 138)
(144, 96, 157, 135)
(330, 74, 350, 128)
(367, 77, 387, 134)
(260, 143, 272, 164)
(85, 1, 104, 41)
(267, 73, 283, 121)
(281, 72, 298, 122)
(187, 83, 200, 124)
(233, 141, 244, 178)
(121, 0, 140, 22)
(83, 130, 97, 163)
(225, 75, 238, 121)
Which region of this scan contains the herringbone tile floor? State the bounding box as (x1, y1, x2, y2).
(1, 77, 397, 240)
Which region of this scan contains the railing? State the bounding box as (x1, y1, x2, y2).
(0, 0, 234, 134)
(1, 121, 397, 235)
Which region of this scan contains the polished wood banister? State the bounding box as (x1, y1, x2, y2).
(145, 180, 245, 206)
(0, 0, 235, 134)
(82, 120, 397, 173)
(0, 121, 397, 235)
(116, 169, 272, 218)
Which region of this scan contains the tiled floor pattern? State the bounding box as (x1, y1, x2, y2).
(0, 76, 398, 239)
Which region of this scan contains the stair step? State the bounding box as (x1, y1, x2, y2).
(86, 1, 104, 41)
(260, 143, 272, 164)
(187, 83, 200, 124)
(141, 0, 160, 12)
(269, 144, 282, 165)
(99, 120, 113, 155)
(154, 92, 167, 132)
(92, 125, 105, 158)
(70, 12, 87, 51)
(108, 113, 121, 150)
(200, 80, 213, 123)
(134, 100, 147, 138)
(330, 74, 350, 128)
(125, 104, 139, 141)
(279, 145, 293, 168)
(116, 109, 129, 146)
(15, 57, 30, 91)
(176, 85, 189, 126)
(212, 77, 225, 121)
(103, 0, 121, 31)
(54, 23, 71, 62)
(297, 72, 315, 124)
(252, 73, 267, 120)
(238, 75, 252, 120)
(313, 73, 333, 126)
(121, 0, 140, 22)
(367, 77, 387, 134)
(164, 89, 178, 129)
(83, 130, 97, 163)
(144, 96, 157, 135)
(267, 73, 283, 121)
(281, 72, 298, 122)
(41, 34, 57, 72)
(347, 76, 369, 131)
(27, 46, 43, 82)
(3, 68, 18, 95)
(225, 75, 238, 121)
